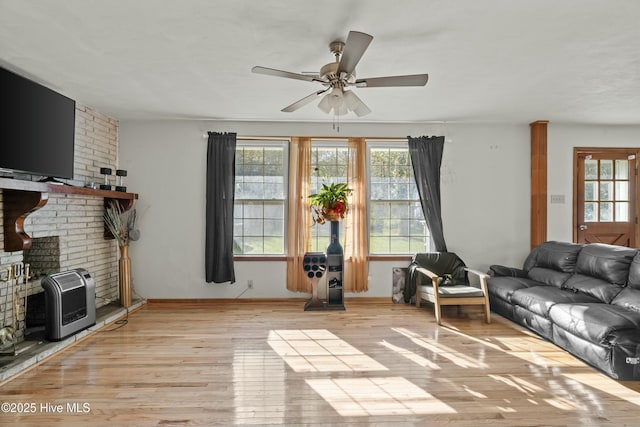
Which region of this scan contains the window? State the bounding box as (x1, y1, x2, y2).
(368, 143, 431, 254)
(310, 141, 348, 252)
(232, 138, 430, 257)
(583, 158, 630, 222)
(233, 142, 288, 254)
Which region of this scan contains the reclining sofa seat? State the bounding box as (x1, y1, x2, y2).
(550, 249, 640, 380)
(488, 241, 640, 380)
(487, 241, 584, 323)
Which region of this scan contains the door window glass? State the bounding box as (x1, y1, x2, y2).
(583, 158, 630, 223)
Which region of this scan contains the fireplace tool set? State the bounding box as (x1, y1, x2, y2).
(0, 262, 30, 356)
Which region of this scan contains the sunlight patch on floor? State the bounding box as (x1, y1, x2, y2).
(488, 374, 544, 395)
(306, 377, 456, 416)
(488, 374, 590, 412)
(392, 327, 488, 369)
(562, 372, 640, 407)
(268, 329, 388, 372)
(378, 340, 441, 370)
(420, 323, 586, 370)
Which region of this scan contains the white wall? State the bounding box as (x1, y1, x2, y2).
(119, 120, 531, 299)
(547, 124, 640, 241)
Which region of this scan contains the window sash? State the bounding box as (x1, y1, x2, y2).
(234, 141, 288, 255)
(367, 142, 431, 254)
(309, 141, 349, 252)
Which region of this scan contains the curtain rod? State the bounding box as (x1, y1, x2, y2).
(202, 134, 408, 142)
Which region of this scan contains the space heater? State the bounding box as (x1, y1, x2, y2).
(41, 268, 96, 341)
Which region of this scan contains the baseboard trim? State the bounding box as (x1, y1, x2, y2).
(146, 297, 393, 305)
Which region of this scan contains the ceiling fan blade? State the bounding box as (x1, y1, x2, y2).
(281, 89, 328, 112)
(252, 66, 325, 83)
(355, 74, 429, 88)
(337, 31, 373, 76)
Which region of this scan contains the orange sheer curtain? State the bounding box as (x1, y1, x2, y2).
(286, 137, 313, 292)
(344, 137, 369, 292)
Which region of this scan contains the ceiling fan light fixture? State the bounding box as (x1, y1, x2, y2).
(344, 90, 371, 117)
(317, 87, 349, 116)
(318, 93, 332, 113)
(335, 102, 349, 116)
(328, 87, 343, 106)
(318, 88, 370, 117)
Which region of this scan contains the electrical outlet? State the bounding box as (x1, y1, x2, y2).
(247, 280, 254, 289)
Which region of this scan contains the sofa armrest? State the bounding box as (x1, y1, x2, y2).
(488, 264, 527, 277)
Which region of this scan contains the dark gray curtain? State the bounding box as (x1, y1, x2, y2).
(205, 132, 236, 283)
(408, 135, 448, 252)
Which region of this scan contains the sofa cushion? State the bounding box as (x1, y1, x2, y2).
(488, 265, 526, 277)
(611, 288, 640, 313)
(514, 305, 555, 340)
(527, 267, 572, 288)
(488, 276, 543, 302)
(563, 274, 625, 304)
(523, 241, 583, 273)
(510, 286, 599, 318)
(549, 303, 640, 345)
(420, 284, 484, 298)
(574, 243, 637, 285)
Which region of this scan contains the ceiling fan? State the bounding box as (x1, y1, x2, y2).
(252, 31, 429, 117)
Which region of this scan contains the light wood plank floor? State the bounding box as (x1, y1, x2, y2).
(1, 300, 640, 426)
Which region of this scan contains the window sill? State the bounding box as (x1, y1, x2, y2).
(233, 255, 413, 262)
(234, 255, 287, 262)
(368, 255, 413, 262)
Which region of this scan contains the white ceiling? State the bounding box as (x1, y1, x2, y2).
(1, 0, 639, 125)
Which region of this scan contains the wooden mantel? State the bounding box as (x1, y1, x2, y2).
(0, 177, 138, 252)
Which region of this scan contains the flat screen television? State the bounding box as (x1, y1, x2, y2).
(1, 66, 75, 180)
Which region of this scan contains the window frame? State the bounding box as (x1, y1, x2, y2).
(233, 139, 289, 259)
(231, 136, 432, 261)
(366, 140, 432, 256)
(309, 139, 349, 253)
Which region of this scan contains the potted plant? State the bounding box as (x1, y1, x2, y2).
(309, 182, 352, 224)
(104, 202, 138, 307)
(104, 202, 138, 247)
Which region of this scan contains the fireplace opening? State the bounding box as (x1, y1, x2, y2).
(23, 236, 60, 279)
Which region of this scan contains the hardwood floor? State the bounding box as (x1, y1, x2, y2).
(1, 300, 640, 426)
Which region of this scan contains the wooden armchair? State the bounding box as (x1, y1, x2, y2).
(409, 252, 491, 325)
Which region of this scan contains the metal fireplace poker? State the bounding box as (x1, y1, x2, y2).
(0, 262, 30, 356)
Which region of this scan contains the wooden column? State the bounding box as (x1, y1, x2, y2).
(530, 120, 549, 249)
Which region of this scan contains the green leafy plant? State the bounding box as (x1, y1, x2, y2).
(104, 202, 138, 247)
(309, 182, 352, 224)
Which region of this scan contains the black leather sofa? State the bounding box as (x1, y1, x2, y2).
(488, 241, 640, 380)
